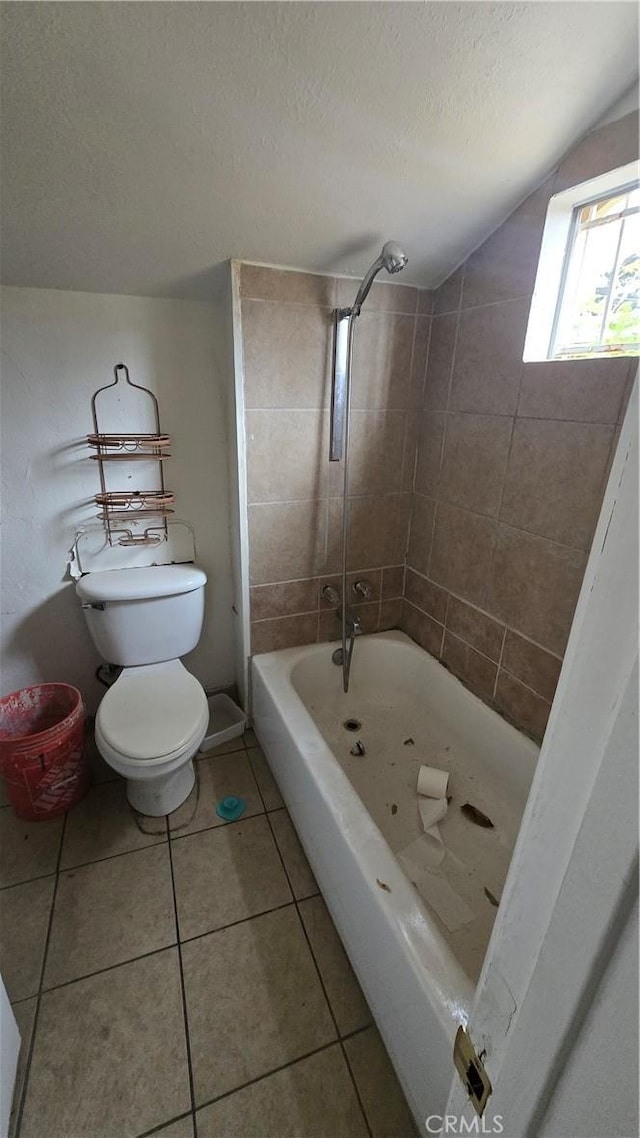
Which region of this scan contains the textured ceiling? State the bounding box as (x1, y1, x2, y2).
(1, 2, 638, 299)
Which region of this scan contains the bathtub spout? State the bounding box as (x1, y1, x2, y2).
(337, 604, 361, 637)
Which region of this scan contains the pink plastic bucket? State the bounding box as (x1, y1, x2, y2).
(0, 684, 88, 820)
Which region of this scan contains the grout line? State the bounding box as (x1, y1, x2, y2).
(136, 1109, 194, 1138)
(493, 626, 509, 701)
(48, 833, 168, 877)
(34, 900, 308, 1000)
(38, 942, 180, 995)
(260, 803, 373, 1138)
(166, 816, 198, 1126)
(13, 811, 67, 1138)
(0, 869, 58, 894)
(192, 1029, 374, 1121)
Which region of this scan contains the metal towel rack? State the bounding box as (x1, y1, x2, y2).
(88, 363, 174, 547)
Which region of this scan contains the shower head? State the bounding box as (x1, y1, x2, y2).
(380, 241, 408, 274)
(351, 240, 408, 312)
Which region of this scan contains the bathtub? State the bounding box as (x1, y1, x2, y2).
(251, 630, 538, 1127)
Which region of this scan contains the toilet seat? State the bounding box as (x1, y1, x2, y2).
(97, 659, 209, 764)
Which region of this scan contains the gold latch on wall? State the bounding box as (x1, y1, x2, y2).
(453, 1026, 492, 1117)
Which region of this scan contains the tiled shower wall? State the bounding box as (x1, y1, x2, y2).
(401, 110, 639, 741)
(237, 262, 433, 653)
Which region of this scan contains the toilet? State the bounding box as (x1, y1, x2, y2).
(76, 564, 209, 815)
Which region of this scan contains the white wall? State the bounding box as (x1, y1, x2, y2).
(1, 286, 237, 712)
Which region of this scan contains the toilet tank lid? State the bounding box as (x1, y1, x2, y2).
(75, 564, 207, 603)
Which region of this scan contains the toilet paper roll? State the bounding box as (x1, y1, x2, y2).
(418, 796, 448, 833)
(417, 765, 449, 799)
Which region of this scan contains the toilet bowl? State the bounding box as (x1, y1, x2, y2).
(76, 563, 210, 815)
(95, 660, 209, 815)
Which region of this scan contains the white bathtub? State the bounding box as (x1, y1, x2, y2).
(251, 630, 538, 1127)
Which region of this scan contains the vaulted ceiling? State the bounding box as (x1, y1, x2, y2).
(1, 2, 637, 298)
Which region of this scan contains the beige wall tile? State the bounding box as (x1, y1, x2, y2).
(350, 312, 416, 409)
(336, 277, 418, 314)
(553, 110, 639, 193)
(251, 613, 318, 654)
(319, 602, 379, 641)
(410, 316, 431, 407)
(379, 597, 403, 629)
(446, 595, 505, 662)
(248, 499, 328, 584)
(518, 357, 631, 424)
(406, 494, 435, 577)
(246, 409, 329, 503)
(250, 579, 318, 621)
(440, 412, 513, 517)
(490, 525, 586, 655)
(328, 411, 407, 497)
(418, 289, 435, 315)
(461, 179, 553, 308)
(240, 263, 335, 306)
(495, 671, 551, 743)
(501, 630, 562, 702)
(381, 565, 404, 598)
(434, 264, 464, 315)
(328, 494, 410, 571)
(242, 300, 332, 409)
(401, 414, 420, 491)
(500, 419, 614, 550)
(423, 313, 457, 411)
(400, 600, 444, 658)
(450, 298, 529, 415)
(442, 631, 498, 702)
(404, 567, 447, 624)
(414, 412, 445, 496)
(430, 502, 497, 610)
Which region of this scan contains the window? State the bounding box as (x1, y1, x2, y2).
(524, 161, 640, 362)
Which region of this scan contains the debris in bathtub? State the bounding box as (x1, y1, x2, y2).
(391, 803, 398, 815)
(376, 878, 391, 892)
(350, 740, 366, 756)
(484, 887, 500, 907)
(403, 737, 414, 746)
(461, 803, 494, 828)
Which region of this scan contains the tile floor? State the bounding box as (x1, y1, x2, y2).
(0, 731, 417, 1138)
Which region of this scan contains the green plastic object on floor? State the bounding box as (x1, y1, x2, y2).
(216, 795, 247, 821)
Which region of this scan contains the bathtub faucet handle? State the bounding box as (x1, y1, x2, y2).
(322, 584, 340, 606)
(352, 579, 373, 600)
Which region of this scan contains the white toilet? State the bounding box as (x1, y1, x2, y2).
(76, 564, 209, 815)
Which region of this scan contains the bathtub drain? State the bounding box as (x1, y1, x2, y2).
(343, 718, 362, 732)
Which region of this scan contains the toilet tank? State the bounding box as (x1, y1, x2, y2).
(76, 565, 207, 666)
